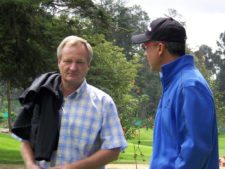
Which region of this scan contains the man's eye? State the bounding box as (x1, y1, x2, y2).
(76, 61, 86, 64)
(64, 60, 72, 64)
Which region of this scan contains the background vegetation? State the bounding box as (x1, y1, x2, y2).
(0, 0, 225, 165)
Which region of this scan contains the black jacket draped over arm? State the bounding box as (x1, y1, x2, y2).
(12, 72, 63, 161)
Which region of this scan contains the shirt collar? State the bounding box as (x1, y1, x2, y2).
(66, 79, 87, 99)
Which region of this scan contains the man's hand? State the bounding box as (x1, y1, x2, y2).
(49, 164, 74, 169)
(26, 163, 42, 169)
(50, 148, 119, 169)
(49, 166, 62, 169)
(21, 141, 42, 169)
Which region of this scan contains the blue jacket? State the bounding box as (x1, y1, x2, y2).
(150, 55, 219, 169)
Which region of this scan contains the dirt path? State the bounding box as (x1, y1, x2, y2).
(0, 165, 24, 169)
(0, 164, 224, 169)
(106, 164, 225, 169)
(106, 164, 148, 169)
(0, 164, 149, 169)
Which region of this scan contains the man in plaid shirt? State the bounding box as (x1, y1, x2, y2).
(16, 35, 127, 169)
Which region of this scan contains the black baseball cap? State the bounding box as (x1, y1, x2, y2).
(131, 17, 187, 44)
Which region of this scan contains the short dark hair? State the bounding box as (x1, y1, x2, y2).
(164, 42, 185, 56)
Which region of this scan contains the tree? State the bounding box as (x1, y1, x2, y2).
(193, 46, 212, 80)
(195, 45, 217, 76)
(96, 0, 150, 59)
(86, 34, 140, 137)
(41, 0, 111, 35)
(165, 9, 186, 26)
(0, 1, 59, 88)
(0, 1, 59, 130)
(195, 33, 225, 133)
(214, 32, 225, 132)
(135, 55, 161, 120)
(0, 0, 143, 136)
(95, 0, 161, 127)
(215, 32, 225, 94)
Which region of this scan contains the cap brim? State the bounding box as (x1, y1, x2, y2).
(131, 33, 150, 44)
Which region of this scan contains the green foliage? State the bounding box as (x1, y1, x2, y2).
(214, 90, 225, 134)
(195, 45, 217, 75)
(96, 0, 150, 59)
(86, 35, 141, 135)
(0, 0, 153, 136)
(195, 35, 225, 132)
(88, 35, 139, 98)
(1, 0, 224, 141)
(0, 0, 58, 88)
(135, 56, 162, 121)
(118, 142, 151, 163)
(194, 50, 211, 81)
(0, 115, 3, 123)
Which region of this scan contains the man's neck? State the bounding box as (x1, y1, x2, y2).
(162, 52, 179, 65)
(61, 82, 81, 97)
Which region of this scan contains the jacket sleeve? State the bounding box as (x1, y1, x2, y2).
(175, 84, 217, 168)
(11, 73, 48, 139)
(12, 101, 34, 140)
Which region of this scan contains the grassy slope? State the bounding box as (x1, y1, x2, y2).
(119, 128, 225, 164)
(118, 128, 152, 163)
(0, 133, 23, 164)
(0, 129, 224, 164)
(219, 134, 225, 156)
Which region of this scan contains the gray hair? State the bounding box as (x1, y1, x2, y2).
(57, 35, 93, 63)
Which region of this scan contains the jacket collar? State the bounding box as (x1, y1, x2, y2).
(160, 55, 195, 90)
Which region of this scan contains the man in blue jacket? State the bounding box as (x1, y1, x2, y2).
(131, 17, 219, 169)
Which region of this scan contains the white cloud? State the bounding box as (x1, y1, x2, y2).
(127, 0, 225, 50)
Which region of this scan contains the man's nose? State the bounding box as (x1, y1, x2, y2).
(70, 62, 77, 70)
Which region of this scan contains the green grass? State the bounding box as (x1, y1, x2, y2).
(0, 129, 224, 164)
(117, 142, 152, 164)
(0, 133, 23, 164)
(118, 128, 152, 163)
(119, 128, 225, 164)
(219, 133, 225, 157)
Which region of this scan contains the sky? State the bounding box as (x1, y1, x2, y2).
(127, 0, 225, 51)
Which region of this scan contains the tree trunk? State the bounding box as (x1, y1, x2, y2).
(6, 81, 12, 132)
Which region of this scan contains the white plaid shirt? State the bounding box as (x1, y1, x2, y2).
(38, 80, 127, 169)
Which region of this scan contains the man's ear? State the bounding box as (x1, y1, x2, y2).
(57, 58, 61, 64)
(158, 42, 166, 56)
(88, 64, 91, 70)
(57, 59, 61, 70)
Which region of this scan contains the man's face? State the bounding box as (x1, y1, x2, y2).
(142, 41, 162, 71)
(58, 43, 90, 88)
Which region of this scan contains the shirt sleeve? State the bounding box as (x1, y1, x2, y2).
(175, 84, 217, 168)
(100, 97, 128, 151)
